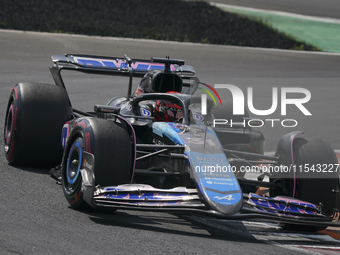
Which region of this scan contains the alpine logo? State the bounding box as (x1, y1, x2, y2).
(214, 195, 234, 201)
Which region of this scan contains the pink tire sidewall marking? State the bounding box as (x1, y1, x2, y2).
(5, 104, 14, 144)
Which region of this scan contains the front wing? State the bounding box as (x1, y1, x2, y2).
(79, 150, 340, 228)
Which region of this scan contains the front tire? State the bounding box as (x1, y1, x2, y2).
(276, 138, 339, 231)
(62, 118, 133, 210)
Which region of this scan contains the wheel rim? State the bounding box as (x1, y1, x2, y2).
(4, 104, 14, 152)
(64, 137, 84, 195)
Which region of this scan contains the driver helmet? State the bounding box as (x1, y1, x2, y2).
(154, 92, 184, 122)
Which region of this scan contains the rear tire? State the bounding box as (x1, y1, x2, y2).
(61, 118, 133, 210)
(3, 83, 69, 168)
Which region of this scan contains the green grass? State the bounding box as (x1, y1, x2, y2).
(218, 6, 340, 52)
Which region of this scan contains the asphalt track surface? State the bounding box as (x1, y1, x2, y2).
(212, 0, 340, 19)
(1, 30, 340, 254)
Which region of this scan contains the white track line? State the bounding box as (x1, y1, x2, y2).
(211, 2, 340, 24)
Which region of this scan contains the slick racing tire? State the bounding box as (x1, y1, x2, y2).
(61, 118, 133, 210)
(4, 83, 69, 168)
(277, 138, 339, 231)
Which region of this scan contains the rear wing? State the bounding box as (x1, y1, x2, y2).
(50, 54, 198, 97)
(51, 54, 196, 77)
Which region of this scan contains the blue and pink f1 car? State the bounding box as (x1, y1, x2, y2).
(4, 54, 340, 231)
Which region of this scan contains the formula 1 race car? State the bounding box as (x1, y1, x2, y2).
(4, 54, 340, 231)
